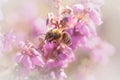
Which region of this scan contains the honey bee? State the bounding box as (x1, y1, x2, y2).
(45, 28, 71, 45)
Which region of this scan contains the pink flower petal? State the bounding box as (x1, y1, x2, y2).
(31, 56, 44, 67)
(15, 53, 24, 63)
(22, 55, 34, 69)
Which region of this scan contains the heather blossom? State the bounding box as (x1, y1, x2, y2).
(0, 31, 16, 55)
(0, 0, 115, 80)
(16, 41, 45, 76)
(16, 41, 45, 68)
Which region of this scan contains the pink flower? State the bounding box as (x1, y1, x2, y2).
(56, 46, 75, 66)
(79, 0, 104, 7)
(16, 41, 45, 75)
(13, 0, 114, 79)
(73, 2, 103, 26)
(48, 46, 74, 68)
(67, 15, 78, 28)
(67, 27, 85, 49)
(79, 37, 115, 64)
(75, 20, 97, 37)
(44, 42, 75, 69)
(54, 69, 67, 80)
(0, 31, 15, 54)
(3, 32, 16, 51)
(85, 3, 102, 25)
(90, 38, 115, 64)
(73, 4, 84, 14)
(43, 41, 58, 60)
(67, 21, 96, 49)
(40, 41, 74, 80)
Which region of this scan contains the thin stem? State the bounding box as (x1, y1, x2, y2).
(54, 0, 62, 17)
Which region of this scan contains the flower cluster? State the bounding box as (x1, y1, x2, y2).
(0, 0, 115, 80)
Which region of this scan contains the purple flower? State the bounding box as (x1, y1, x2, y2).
(67, 22, 88, 50)
(56, 46, 75, 67)
(3, 32, 16, 51)
(85, 3, 102, 25)
(76, 20, 97, 37)
(78, 37, 115, 64)
(0, 32, 16, 55)
(13, 0, 115, 79)
(43, 41, 58, 61)
(79, 0, 104, 7)
(54, 69, 67, 80)
(90, 38, 115, 64)
(40, 41, 74, 80)
(44, 42, 75, 70)
(16, 41, 45, 75)
(73, 4, 84, 14)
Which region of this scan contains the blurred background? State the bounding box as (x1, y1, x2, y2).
(0, 0, 120, 80)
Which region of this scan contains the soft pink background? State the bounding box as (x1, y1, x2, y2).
(0, 0, 119, 80)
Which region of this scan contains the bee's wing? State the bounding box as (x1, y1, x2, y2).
(62, 32, 71, 45)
